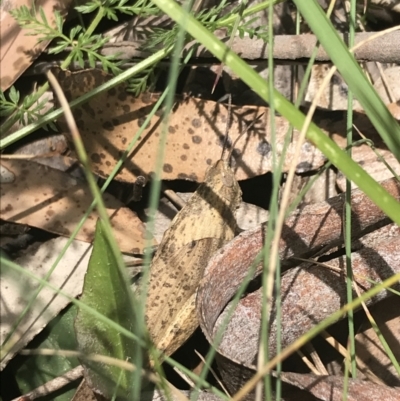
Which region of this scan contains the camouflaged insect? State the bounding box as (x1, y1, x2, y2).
(145, 159, 242, 357)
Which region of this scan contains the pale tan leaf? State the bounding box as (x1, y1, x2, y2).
(305, 64, 362, 111)
(0, 237, 90, 370)
(0, 0, 72, 91)
(373, 66, 400, 104)
(336, 148, 400, 191)
(0, 158, 154, 254)
(306, 64, 400, 111)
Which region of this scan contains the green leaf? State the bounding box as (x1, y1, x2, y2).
(13, 305, 80, 401)
(75, 2, 99, 14)
(70, 26, 82, 40)
(9, 87, 20, 104)
(55, 11, 63, 33)
(74, 220, 148, 399)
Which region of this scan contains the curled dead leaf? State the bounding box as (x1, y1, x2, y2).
(196, 178, 400, 399)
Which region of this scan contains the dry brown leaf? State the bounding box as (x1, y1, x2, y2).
(0, 0, 72, 91)
(214, 231, 400, 366)
(197, 179, 400, 398)
(53, 68, 327, 183)
(279, 372, 400, 401)
(0, 158, 154, 254)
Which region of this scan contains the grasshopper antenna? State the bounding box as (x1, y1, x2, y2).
(226, 112, 265, 164)
(219, 93, 232, 161)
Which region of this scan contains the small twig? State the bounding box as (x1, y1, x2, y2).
(303, 342, 329, 375)
(296, 349, 320, 375)
(12, 366, 84, 401)
(194, 349, 230, 397)
(92, 30, 400, 64)
(162, 187, 186, 210)
(173, 367, 195, 388)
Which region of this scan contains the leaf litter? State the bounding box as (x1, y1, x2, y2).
(53, 68, 327, 183)
(0, 158, 153, 254)
(0, 0, 72, 91)
(3, 86, 400, 401)
(197, 178, 400, 399)
(2, 4, 400, 399)
(1, 237, 90, 370)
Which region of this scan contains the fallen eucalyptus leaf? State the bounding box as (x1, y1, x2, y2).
(0, 158, 153, 254)
(53, 68, 327, 183)
(1, 237, 90, 370)
(0, 0, 71, 90)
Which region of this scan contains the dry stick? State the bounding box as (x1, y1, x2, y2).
(172, 367, 195, 388)
(319, 331, 385, 385)
(194, 349, 231, 397)
(11, 366, 84, 401)
(296, 349, 321, 375)
(91, 31, 400, 64)
(163, 188, 187, 210)
(220, 93, 232, 161)
(303, 342, 329, 375)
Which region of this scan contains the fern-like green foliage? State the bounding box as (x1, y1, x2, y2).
(143, 0, 268, 52)
(75, 0, 159, 19)
(1, 0, 269, 139)
(0, 87, 56, 131)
